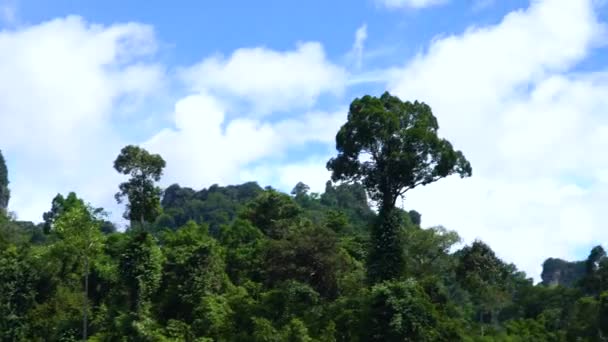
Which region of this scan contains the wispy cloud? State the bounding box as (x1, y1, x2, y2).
(349, 24, 368, 68)
(377, 0, 448, 10)
(472, 0, 495, 11)
(0, 0, 17, 25)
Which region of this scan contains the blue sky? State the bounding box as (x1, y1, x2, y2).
(1, 0, 608, 280)
(16, 1, 528, 64)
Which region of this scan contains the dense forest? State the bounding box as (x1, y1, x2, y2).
(1, 92, 607, 341)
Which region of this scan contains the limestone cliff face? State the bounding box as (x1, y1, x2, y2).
(541, 258, 585, 287)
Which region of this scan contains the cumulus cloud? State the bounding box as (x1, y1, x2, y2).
(180, 42, 347, 114)
(388, 0, 608, 279)
(144, 92, 345, 190)
(378, 0, 448, 9)
(0, 16, 164, 222)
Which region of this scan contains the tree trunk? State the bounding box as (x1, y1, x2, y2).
(83, 257, 89, 341)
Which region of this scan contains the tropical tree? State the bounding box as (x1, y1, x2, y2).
(327, 92, 471, 282)
(114, 145, 166, 227)
(53, 200, 105, 341)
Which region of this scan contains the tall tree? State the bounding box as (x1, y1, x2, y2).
(114, 145, 166, 227)
(53, 200, 105, 341)
(327, 92, 471, 282)
(0, 149, 10, 211)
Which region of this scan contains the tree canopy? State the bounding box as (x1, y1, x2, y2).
(328, 92, 472, 283)
(327, 92, 471, 208)
(114, 145, 166, 225)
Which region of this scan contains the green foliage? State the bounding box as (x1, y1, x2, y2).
(281, 318, 313, 342)
(114, 145, 166, 224)
(408, 210, 421, 226)
(327, 91, 471, 208)
(252, 317, 281, 342)
(599, 291, 608, 336)
(0, 149, 9, 211)
(219, 218, 265, 284)
(158, 221, 228, 323)
(119, 230, 164, 314)
(264, 223, 341, 298)
(160, 182, 264, 234)
(1, 214, 45, 247)
(327, 92, 471, 284)
(403, 224, 460, 279)
(192, 294, 234, 339)
(51, 199, 107, 340)
(367, 207, 406, 283)
(240, 189, 302, 239)
(367, 279, 440, 341)
(0, 245, 37, 340)
(53, 201, 105, 261)
(43, 192, 86, 233)
(320, 181, 375, 232)
(566, 296, 600, 340)
(4, 177, 608, 340)
(28, 284, 84, 341)
(456, 240, 512, 330)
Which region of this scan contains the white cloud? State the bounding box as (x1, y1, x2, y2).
(0, 16, 164, 222)
(181, 42, 347, 114)
(388, 0, 608, 279)
(349, 24, 368, 68)
(378, 0, 448, 9)
(144, 92, 345, 190)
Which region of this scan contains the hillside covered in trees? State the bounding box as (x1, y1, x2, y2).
(1, 93, 608, 341)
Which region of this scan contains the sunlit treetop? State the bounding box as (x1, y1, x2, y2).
(327, 92, 472, 208)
